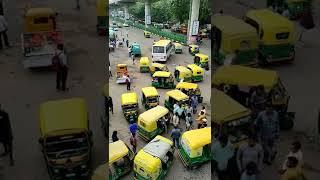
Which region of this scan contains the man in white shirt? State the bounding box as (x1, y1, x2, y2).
(54, 44, 68, 91)
(0, 13, 9, 49)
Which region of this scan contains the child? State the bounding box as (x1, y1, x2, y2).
(241, 162, 258, 180)
(280, 141, 303, 174)
(281, 156, 307, 180)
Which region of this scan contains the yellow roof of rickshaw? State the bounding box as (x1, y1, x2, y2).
(213, 15, 257, 36)
(39, 98, 88, 136)
(109, 140, 129, 164)
(195, 53, 209, 59)
(182, 127, 211, 149)
(175, 66, 192, 74)
(166, 90, 189, 101)
(117, 63, 127, 67)
(138, 106, 168, 125)
(141, 86, 158, 97)
(153, 40, 171, 46)
(213, 89, 251, 124)
(91, 163, 108, 180)
(246, 9, 294, 30)
(103, 83, 108, 97)
(189, 44, 199, 48)
(187, 64, 204, 72)
(213, 65, 278, 89)
(121, 92, 138, 105)
(176, 82, 198, 90)
(134, 149, 161, 173)
(174, 43, 182, 47)
(140, 57, 150, 64)
(152, 71, 171, 77)
(144, 30, 151, 33)
(26, 8, 55, 17)
(151, 63, 166, 68)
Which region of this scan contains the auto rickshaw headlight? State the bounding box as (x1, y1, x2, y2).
(53, 168, 59, 174)
(81, 164, 86, 169)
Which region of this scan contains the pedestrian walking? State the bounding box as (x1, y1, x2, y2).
(108, 96, 113, 114)
(250, 85, 267, 117)
(52, 44, 68, 91)
(212, 134, 234, 180)
(184, 104, 193, 118)
(129, 120, 138, 137)
(126, 39, 129, 47)
(0, 104, 14, 166)
(237, 135, 264, 174)
(200, 106, 206, 116)
(131, 54, 135, 64)
(126, 75, 131, 90)
(122, 37, 125, 42)
(126, 32, 128, 38)
(185, 113, 194, 130)
(170, 126, 181, 148)
(130, 135, 137, 153)
(172, 112, 180, 127)
(191, 95, 198, 114)
(241, 162, 258, 180)
(281, 156, 307, 180)
(109, 65, 112, 77)
(0, 13, 10, 50)
(196, 111, 206, 129)
(280, 141, 303, 173)
(128, 47, 131, 57)
(255, 104, 279, 165)
(200, 118, 207, 128)
(112, 131, 119, 142)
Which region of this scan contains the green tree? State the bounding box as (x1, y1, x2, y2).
(171, 0, 190, 23)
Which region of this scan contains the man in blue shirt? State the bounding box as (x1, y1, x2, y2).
(129, 121, 138, 137)
(170, 126, 181, 148)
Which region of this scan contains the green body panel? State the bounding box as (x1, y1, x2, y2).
(134, 158, 173, 180)
(140, 66, 150, 73)
(151, 82, 175, 89)
(259, 44, 294, 63)
(164, 101, 173, 112)
(123, 109, 139, 122)
(109, 166, 131, 180)
(192, 75, 203, 82)
(97, 16, 107, 28)
(138, 127, 162, 141)
(176, 77, 192, 83)
(233, 49, 257, 65)
(178, 147, 212, 168)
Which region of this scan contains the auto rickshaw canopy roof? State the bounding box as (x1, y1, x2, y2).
(175, 66, 192, 74)
(213, 65, 279, 90)
(213, 15, 257, 36)
(91, 163, 108, 180)
(195, 53, 209, 61)
(140, 57, 150, 65)
(153, 40, 171, 46)
(96, 0, 107, 16)
(151, 63, 166, 69)
(166, 90, 189, 101)
(152, 71, 171, 78)
(39, 98, 88, 137)
(138, 106, 168, 126)
(109, 140, 129, 164)
(121, 92, 138, 105)
(176, 82, 199, 90)
(131, 42, 141, 47)
(134, 149, 161, 173)
(174, 43, 182, 48)
(117, 63, 127, 68)
(213, 89, 251, 124)
(189, 44, 199, 48)
(246, 9, 294, 31)
(181, 127, 211, 149)
(187, 64, 204, 74)
(26, 8, 56, 17)
(144, 30, 151, 34)
(141, 86, 158, 97)
(143, 136, 173, 162)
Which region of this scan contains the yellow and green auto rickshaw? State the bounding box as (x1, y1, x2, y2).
(96, 0, 107, 35)
(267, 0, 311, 20)
(39, 98, 92, 179)
(213, 65, 295, 130)
(108, 140, 134, 180)
(176, 82, 203, 103)
(178, 127, 211, 169)
(152, 71, 175, 89)
(174, 66, 192, 82)
(244, 9, 296, 64)
(116, 64, 129, 84)
(140, 57, 150, 73)
(149, 63, 169, 75)
(187, 64, 204, 82)
(121, 92, 139, 122)
(188, 44, 200, 55)
(164, 89, 189, 112)
(134, 135, 174, 179)
(144, 30, 151, 38)
(141, 87, 159, 110)
(213, 15, 259, 66)
(137, 106, 169, 141)
(174, 42, 183, 54)
(194, 53, 209, 70)
(212, 89, 252, 148)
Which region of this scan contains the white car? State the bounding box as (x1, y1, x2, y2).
(123, 23, 129, 27)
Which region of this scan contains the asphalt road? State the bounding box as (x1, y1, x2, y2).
(108, 22, 212, 179)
